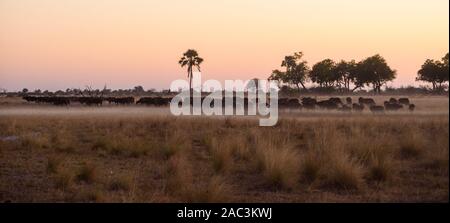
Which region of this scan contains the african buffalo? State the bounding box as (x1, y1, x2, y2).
(301, 97, 317, 109)
(317, 100, 339, 110)
(389, 98, 398, 104)
(329, 97, 343, 105)
(358, 97, 376, 106)
(346, 97, 352, 105)
(398, 98, 410, 105)
(384, 101, 403, 111)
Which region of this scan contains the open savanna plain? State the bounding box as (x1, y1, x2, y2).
(0, 96, 448, 202)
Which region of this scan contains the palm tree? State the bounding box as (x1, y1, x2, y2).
(178, 49, 204, 97)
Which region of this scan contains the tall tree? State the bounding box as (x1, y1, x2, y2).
(133, 86, 145, 94)
(355, 55, 396, 94)
(441, 53, 449, 85)
(334, 60, 357, 92)
(309, 59, 337, 88)
(443, 53, 449, 68)
(417, 53, 449, 92)
(290, 61, 309, 91)
(268, 69, 286, 84)
(269, 52, 309, 93)
(178, 49, 204, 96)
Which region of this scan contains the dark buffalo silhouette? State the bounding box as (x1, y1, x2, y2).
(23, 96, 37, 102)
(329, 97, 343, 105)
(389, 98, 398, 104)
(346, 97, 352, 105)
(398, 98, 410, 105)
(317, 100, 339, 110)
(23, 96, 71, 106)
(52, 97, 70, 106)
(287, 98, 302, 109)
(301, 97, 317, 109)
(137, 97, 170, 106)
(106, 97, 135, 105)
(384, 101, 403, 111)
(358, 97, 376, 106)
(79, 97, 103, 106)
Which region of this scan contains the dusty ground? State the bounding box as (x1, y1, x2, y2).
(0, 96, 448, 202)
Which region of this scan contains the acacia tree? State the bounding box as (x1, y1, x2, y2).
(417, 53, 449, 92)
(443, 53, 449, 69)
(354, 55, 396, 94)
(268, 69, 286, 84)
(309, 59, 337, 88)
(178, 49, 204, 96)
(443, 53, 449, 84)
(334, 60, 358, 92)
(269, 52, 309, 93)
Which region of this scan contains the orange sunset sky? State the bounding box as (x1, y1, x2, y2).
(0, 0, 449, 91)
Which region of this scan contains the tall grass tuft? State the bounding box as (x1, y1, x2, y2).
(322, 154, 364, 190)
(209, 138, 233, 174)
(398, 130, 425, 159)
(255, 138, 300, 190)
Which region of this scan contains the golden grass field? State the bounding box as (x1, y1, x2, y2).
(0, 96, 448, 202)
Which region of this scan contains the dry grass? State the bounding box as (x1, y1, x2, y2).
(0, 99, 448, 202)
(301, 128, 364, 190)
(255, 137, 300, 190)
(190, 176, 231, 203)
(91, 133, 155, 158)
(398, 129, 425, 159)
(76, 162, 98, 184)
(54, 169, 74, 190)
(74, 189, 105, 202)
(164, 155, 193, 198)
(47, 156, 63, 174)
(208, 137, 233, 174)
(108, 175, 133, 192)
(366, 156, 393, 182)
(161, 130, 191, 159)
(321, 154, 364, 191)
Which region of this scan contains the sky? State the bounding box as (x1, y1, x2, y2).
(0, 0, 448, 91)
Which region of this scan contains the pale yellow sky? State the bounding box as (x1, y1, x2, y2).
(0, 0, 448, 90)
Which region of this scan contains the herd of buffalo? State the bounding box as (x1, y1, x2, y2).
(22, 95, 415, 113)
(22, 96, 169, 106)
(278, 97, 415, 113)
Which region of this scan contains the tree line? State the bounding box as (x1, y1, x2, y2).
(268, 52, 449, 94)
